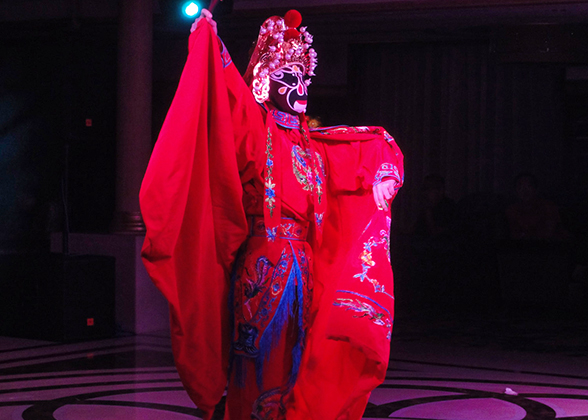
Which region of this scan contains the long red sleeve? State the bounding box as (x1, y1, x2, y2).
(139, 23, 248, 420)
(289, 127, 404, 420)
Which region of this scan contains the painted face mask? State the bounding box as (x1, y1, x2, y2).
(269, 64, 308, 114)
(243, 10, 317, 107)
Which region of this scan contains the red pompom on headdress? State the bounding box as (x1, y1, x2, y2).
(284, 28, 300, 41)
(244, 9, 318, 103)
(284, 9, 302, 28)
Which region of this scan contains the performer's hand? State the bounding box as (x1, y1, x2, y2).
(373, 179, 397, 211)
(191, 9, 217, 35)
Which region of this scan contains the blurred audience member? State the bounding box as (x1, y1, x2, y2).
(506, 172, 569, 241)
(412, 174, 456, 238)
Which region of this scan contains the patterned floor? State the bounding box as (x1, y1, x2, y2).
(1, 314, 588, 420)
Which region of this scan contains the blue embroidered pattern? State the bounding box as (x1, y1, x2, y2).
(315, 212, 324, 229)
(265, 227, 277, 242)
(373, 162, 401, 187)
(333, 290, 393, 340)
(313, 153, 325, 205)
(291, 146, 313, 192)
(383, 130, 395, 143)
(256, 246, 306, 388)
(264, 128, 276, 218)
(269, 109, 301, 129)
(291, 145, 326, 206)
(231, 244, 311, 389)
(220, 39, 232, 68)
(250, 217, 309, 242)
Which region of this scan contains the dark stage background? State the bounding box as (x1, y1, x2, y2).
(1, 0, 588, 323)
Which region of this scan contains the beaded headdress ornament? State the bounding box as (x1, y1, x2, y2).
(244, 10, 318, 104)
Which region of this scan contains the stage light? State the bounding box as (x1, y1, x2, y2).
(183, 2, 199, 17)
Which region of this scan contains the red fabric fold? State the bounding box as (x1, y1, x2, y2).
(288, 127, 404, 420)
(140, 23, 247, 420)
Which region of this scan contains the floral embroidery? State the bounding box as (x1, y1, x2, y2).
(291, 147, 325, 205)
(333, 290, 393, 340)
(353, 225, 393, 299)
(266, 226, 277, 242)
(279, 222, 304, 239)
(298, 128, 325, 205)
(250, 217, 309, 242)
(315, 212, 323, 228)
(291, 146, 314, 193)
(314, 152, 326, 177)
(313, 154, 324, 205)
(264, 128, 276, 216)
(265, 180, 276, 200)
(385, 216, 391, 262)
(373, 162, 401, 187)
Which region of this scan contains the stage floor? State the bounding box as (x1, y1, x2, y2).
(1, 314, 588, 420)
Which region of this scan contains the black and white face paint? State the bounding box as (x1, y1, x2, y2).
(268, 64, 308, 114)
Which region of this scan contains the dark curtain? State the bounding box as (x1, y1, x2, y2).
(348, 42, 566, 230)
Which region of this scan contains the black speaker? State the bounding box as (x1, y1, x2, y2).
(0, 253, 115, 342)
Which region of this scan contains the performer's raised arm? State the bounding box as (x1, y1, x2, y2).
(190, 9, 266, 178)
(190, 8, 217, 35)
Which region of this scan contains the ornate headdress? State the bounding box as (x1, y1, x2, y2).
(244, 10, 318, 103)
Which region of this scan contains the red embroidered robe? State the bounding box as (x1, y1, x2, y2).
(140, 22, 404, 420)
